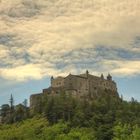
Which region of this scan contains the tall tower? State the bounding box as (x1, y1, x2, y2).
(101, 73, 104, 80)
(86, 70, 89, 78)
(107, 73, 112, 81)
(51, 76, 54, 86)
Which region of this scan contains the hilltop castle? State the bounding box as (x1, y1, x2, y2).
(30, 71, 118, 110)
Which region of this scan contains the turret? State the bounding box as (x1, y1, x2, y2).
(107, 73, 112, 81)
(51, 76, 54, 85)
(101, 73, 104, 80)
(86, 70, 89, 78)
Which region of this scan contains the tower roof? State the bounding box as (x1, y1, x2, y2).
(107, 73, 112, 80)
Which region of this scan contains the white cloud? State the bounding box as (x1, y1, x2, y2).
(110, 61, 140, 76)
(0, 0, 140, 81)
(0, 64, 43, 81)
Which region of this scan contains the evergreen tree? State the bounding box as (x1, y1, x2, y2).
(23, 99, 28, 107)
(9, 94, 14, 110)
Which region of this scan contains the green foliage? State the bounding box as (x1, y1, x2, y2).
(131, 125, 140, 140)
(113, 123, 132, 140)
(38, 92, 140, 140)
(0, 116, 48, 140)
(43, 93, 77, 123)
(0, 91, 140, 140)
(0, 117, 96, 140)
(113, 123, 140, 140)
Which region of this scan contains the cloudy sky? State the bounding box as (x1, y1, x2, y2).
(0, 0, 140, 105)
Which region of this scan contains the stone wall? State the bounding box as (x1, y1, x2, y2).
(50, 72, 117, 96)
(30, 71, 118, 111)
(30, 93, 42, 114)
(51, 77, 65, 87)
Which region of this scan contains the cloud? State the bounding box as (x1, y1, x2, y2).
(0, 0, 42, 18)
(0, 64, 43, 81)
(111, 61, 140, 77)
(0, 0, 140, 81)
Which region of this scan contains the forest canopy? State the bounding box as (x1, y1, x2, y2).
(0, 92, 140, 140)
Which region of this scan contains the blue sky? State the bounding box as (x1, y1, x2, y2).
(0, 0, 140, 106)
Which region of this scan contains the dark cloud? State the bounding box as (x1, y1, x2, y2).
(0, 34, 16, 46)
(95, 46, 140, 60)
(0, 0, 42, 18)
(0, 33, 33, 67)
(53, 46, 140, 73)
(0, 33, 30, 48)
(133, 36, 140, 48)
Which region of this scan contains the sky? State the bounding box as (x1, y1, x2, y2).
(0, 0, 140, 106)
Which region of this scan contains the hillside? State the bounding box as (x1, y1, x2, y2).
(0, 114, 140, 140)
(0, 92, 140, 140)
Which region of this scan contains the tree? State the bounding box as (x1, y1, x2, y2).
(0, 104, 10, 118)
(113, 123, 132, 140)
(9, 94, 14, 109)
(131, 125, 140, 140)
(23, 99, 28, 107)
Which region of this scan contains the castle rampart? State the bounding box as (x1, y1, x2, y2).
(30, 71, 118, 110)
(51, 71, 117, 94)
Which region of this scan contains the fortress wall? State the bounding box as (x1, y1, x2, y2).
(101, 80, 117, 91)
(87, 75, 117, 97)
(75, 76, 88, 96)
(29, 72, 119, 115)
(51, 74, 117, 96)
(42, 72, 118, 99)
(51, 77, 65, 87)
(88, 77, 101, 97)
(65, 90, 78, 97)
(64, 75, 79, 90)
(64, 75, 89, 96)
(30, 93, 42, 113)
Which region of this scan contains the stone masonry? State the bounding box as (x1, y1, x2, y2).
(30, 70, 118, 110)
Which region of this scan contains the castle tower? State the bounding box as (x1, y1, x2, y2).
(86, 70, 89, 78)
(101, 74, 104, 80)
(107, 73, 112, 81)
(51, 76, 54, 85)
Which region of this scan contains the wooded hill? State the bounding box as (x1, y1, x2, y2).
(0, 90, 140, 140)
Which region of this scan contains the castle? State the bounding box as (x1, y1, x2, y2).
(30, 71, 118, 110)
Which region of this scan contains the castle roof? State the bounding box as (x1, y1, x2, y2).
(52, 71, 114, 83)
(64, 74, 87, 79)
